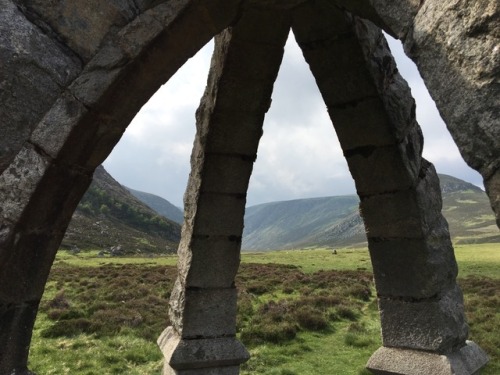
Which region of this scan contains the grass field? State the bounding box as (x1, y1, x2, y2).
(29, 243, 499, 374)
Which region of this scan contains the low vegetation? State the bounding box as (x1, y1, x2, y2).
(30, 244, 499, 374)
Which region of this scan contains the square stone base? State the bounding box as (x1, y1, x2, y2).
(366, 341, 488, 375)
(158, 327, 249, 375)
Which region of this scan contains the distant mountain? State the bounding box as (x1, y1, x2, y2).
(126, 187, 183, 224)
(68, 169, 497, 253)
(242, 174, 499, 251)
(62, 166, 181, 253)
(243, 196, 361, 250)
(438, 174, 498, 243)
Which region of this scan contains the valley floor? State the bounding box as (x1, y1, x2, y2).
(30, 243, 500, 374)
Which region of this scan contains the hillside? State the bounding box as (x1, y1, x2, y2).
(84, 170, 498, 252)
(242, 174, 499, 251)
(62, 166, 181, 254)
(243, 196, 361, 250)
(126, 187, 183, 224)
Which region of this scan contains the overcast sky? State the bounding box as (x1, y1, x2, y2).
(103, 32, 483, 208)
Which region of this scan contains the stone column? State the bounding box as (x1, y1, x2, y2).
(402, 0, 500, 228)
(291, 2, 488, 374)
(330, 0, 500, 228)
(158, 6, 291, 375)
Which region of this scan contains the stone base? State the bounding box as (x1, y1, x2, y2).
(366, 341, 489, 375)
(158, 327, 250, 375)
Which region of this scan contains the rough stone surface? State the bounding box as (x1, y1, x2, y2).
(403, 0, 500, 225)
(17, 0, 139, 60)
(181, 287, 238, 338)
(185, 236, 242, 288)
(368, 232, 458, 299)
(0, 0, 497, 374)
(164, 8, 289, 373)
(332, 0, 421, 39)
(0, 1, 81, 173)
(346, 126, 423, 196)
(158, 327, 249, 374)
(293, 10, 423, 196)
(360, 161, 446, 239)
(0, 1, 242, 373)
(367, 341, 489, 375)
(485, 169, 500, 228)
(0, 300, 39, 375)
(378, 284, 469, 352)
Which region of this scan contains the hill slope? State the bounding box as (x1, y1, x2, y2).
(242, 174, 499, 251)
(62, 166, 181, 253)
(126, 187, 183, 224)
(243, 196, 361, 250)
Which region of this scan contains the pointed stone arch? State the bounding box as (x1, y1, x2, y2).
(0, 1, 240, 372)
(0, 0, 497, 374)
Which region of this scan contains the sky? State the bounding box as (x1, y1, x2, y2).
(103, 32, 483, 208)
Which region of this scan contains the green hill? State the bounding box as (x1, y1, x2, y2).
(242, 174, 499, 251)
(62, 166, 181, 254)
(79, 170, 497, 252)
(243, 196, 361, 250)
(126, 187, 183, 224)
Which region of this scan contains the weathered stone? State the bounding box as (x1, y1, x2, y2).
(162, 7, 290, 374)
(292, 0, 352, 47)
(0, 300, 39, 374)
(68, 59, 125, 108)
(333, 0, 421, 39)
(360, 161, 444, 238)
(192, 194, 246, 236)
(303, 36, 380, 106)
(485, 169, 500, 228)
(180, 287, 238, 338)
(368, 232, 458, 299)
(329, 97, 404, 149)
(115, 11, 164, 58)
(1, 161, 92, 301)
(0, 146, 49, 227)
(206, 37, 288, 114)
(185, 237, 242, 288)
(378, 284, 468, 352)
(404, 0, 500, 224)
(203, 110, 265, 155)
(0, 1, 81, 172)
(0, 1, 497, 374)
(294, 10, 422, 188)
(18, 0, 138, 60)
(352, 18, 417, 130)
(346, 126, 423, 196)
(367, 341, 489, 375)
(158, 327, 249, 374)
(200, 154, 255, 194)
(29, 92, 89, 159)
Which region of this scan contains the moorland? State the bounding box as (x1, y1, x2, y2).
(30, 243, 499, 375)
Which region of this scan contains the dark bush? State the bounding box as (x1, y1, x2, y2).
(336, 305, 359, 321)
(241, 321, 297, 344)
(294, 306, 328, 331)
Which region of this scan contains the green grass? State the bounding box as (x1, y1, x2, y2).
(242, 248, 373, 274)
(29, 243, 500, 374)
(453, 243, 500, 278)
(54, 249, 178, 267)
(242, 242, 500, 277)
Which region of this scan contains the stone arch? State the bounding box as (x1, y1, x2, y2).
(0, 0, 497, 374)
(0, 1, 240, 372)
